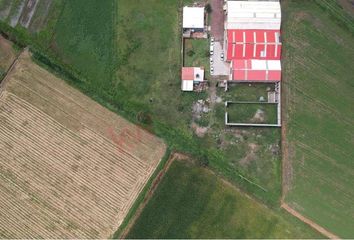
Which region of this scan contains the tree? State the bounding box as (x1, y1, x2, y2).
(205, 3, 212, 14)
(137, 111, 152, 125)
(187, 49, 195, 57)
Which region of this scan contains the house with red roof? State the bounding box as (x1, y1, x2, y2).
(181, 67, 205, 91)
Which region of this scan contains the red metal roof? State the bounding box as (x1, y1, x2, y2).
(231, 60, 281, 82)
(181, 67, 194, 80)
(227, 29, 282, 60)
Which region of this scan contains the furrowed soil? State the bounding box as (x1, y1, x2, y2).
(0, 51, 166, 238)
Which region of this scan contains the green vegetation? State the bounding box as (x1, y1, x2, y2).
(282, 0, 354, 237)
(126, 160, 323, 239)
(227, 103, 278, 124)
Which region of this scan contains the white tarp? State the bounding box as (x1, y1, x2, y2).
(181, 80, 194, 91)
(251, 60, 281, 70)
(226, 1, 281, 30)
(183, 7, 204, 29)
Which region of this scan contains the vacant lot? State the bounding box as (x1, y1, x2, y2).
(0, 51, 166, 238)
(227, 103, 277, 124)
(126, 160, 322, 239)
(282, 0, 354, 238)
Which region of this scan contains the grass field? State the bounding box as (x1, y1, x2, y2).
(0, 51, 166, 238)
(126, 160, 323, 239)
(282, 0, 354, 237)
(227, 103, 278, 124)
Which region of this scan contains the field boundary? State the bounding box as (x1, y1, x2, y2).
(118, 152, 189, 239)
(281, 203, 339, 239)
(0, 47, 24, 93)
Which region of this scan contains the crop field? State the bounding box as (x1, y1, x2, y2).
(126, 159, 322, 239)
(0, 51, 166, 238)
(227, 103, 277, 124)
(282, 0, 354, 238)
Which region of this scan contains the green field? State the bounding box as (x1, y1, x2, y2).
(282, 0, 354, 238)
(126, 160, 322, 239)
(227, 103, 278, 124)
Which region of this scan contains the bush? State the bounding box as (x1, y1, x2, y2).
(205, 4, 212, 14)
(187, 49, 195, 57)
(137, 111, 152, 125)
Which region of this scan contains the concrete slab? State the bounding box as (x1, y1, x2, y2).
(210, 41, 230, 76)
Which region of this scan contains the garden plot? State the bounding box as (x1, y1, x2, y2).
(0, 51, 166, 238)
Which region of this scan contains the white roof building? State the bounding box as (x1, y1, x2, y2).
(225, 1, 281, 30)
(183, 7, 205, 29)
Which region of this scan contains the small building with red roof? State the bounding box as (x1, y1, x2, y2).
(181, 67, 205, 91)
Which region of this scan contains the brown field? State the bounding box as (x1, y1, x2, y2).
(0, 35, 17, 72)
(0, 51, 166, 238)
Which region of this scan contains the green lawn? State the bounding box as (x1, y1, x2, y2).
(126, 160, 323, 239)
(282, 0, 354, 238)
(184, 38, 209, 78)
(227, 103, 278, 124)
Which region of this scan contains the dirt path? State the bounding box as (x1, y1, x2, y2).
(210, 0, 224, 41)
(119, 152, 189, 239)
(281, 203, 339, 239)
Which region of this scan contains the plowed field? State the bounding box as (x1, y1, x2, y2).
(0, 51, 166, 238)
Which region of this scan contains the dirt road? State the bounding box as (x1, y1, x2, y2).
(281, 203, 339, 239)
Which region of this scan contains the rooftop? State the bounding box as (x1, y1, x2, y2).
(183, 7, 205, 29)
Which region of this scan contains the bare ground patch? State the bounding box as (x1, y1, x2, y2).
(0, 35, 17, 72)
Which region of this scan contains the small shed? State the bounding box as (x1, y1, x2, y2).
(225, 1, 281, 30)
(181, 67, 205, 91)
(183, 7, 205, 31)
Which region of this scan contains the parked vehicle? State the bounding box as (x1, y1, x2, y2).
(210, 66, 214, 74)
(220, 52, 224, 61)
(210, 45, 214, 55)
(210, 57, 213, 65)
(210, 37, 214, 46)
